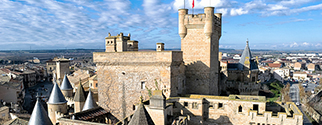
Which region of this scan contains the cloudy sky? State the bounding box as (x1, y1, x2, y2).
(0, 0, 321, 50)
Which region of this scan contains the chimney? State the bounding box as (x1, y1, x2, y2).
(156, 43, 164, 52)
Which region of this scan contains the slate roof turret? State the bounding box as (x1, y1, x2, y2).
(60, 74, 73, 90)
(28, 98, 53, 125)
(128, 97, 155, 125)
(74, 80, 86, 102)
(82, 89, 97, 111)
(238, 39, 258, 70)
(47, 82, 67, 104)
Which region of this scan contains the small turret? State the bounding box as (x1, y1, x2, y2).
(47, 82, 68, 124)
(128, 97, 155, 125)
(82, 89, 98, 111)
(204, 7, 214, 38)
(60, 74, 73, 98)
(178, 9, 188, 39)
(74, 80, 86, 113)
(29, 98, 53, 125)
(156, 43, 164, 52)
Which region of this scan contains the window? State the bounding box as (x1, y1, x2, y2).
(209, 102, 214, 109)
(96, 83, 98, 87)
(252, 77, 255, 82)
(218, 103, 223, 108)
(141, 81, 145, 90)
(238, 105, 242, 112)
(192, 102, 198, 109)
(111, 41, 113, 44)
(253, 104, 258, 111)
(182, 80, 185, 88)
(158, 46, 160, 48)
(184, 102, 188, 107)
(133, 105, 135, 110)
(90, 83, 92, 87)
(107, 41, 110, 44)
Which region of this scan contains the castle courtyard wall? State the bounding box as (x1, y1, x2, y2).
(93, 51, 184, 120)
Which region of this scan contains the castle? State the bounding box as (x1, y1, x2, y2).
(220, 40, 260, 96)
(26, 6, 302, 125)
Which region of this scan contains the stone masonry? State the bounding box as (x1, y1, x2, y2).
(179, 7, 222, 95)
(93, 51, 185, 120)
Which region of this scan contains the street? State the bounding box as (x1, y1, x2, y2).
(23, 81, 54, 113)
(290, 83, 312, 125)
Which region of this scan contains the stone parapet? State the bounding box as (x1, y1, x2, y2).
(93, 51, 183, 66)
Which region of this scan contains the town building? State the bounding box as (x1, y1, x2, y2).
(220, 40, 260, 95)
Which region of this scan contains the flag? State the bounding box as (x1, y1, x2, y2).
(192, 0, 195, 8)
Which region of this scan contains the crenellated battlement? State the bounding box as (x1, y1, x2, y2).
(178, 7, 222, 39)
(65, 97, 75, 106)
(248, 102, 303, 125)
(183, 13, 221, 26)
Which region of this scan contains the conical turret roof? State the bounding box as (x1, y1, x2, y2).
(60, 74, 73, 90)
(128, 98, 155, 125)
(28, 98, 53, 125)
(48, 82, 67, 104)
(82, 89, 97, 111)
(74, 80, 86, 102)
(238, 40, 258, 70)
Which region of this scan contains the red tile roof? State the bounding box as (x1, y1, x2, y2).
(268, 63, 281, 68)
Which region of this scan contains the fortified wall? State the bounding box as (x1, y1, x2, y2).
(93, 35, 185, 120)
(179, 7, 222, 95)
(168, 95, 302, 125)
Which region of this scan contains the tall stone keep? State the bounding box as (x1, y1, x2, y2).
(55, 58, 70, 85)
(179, 7, 222, 95)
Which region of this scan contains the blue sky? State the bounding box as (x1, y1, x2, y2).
(0, 0, 321, 50)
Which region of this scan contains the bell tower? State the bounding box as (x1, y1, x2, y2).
(179, 7, 222, 95)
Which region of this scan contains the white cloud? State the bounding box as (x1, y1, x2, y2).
(143, 0, 174, 27)
(216, 8, 229, 16)
(172, 0, 233, 10)
(302, 42, 310, 46)
(289, 42, 299, 48)
(172, 0, 322, 17)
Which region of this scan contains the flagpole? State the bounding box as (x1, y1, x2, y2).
(192, 0, 194, 16)
(184, 0, 185, 9)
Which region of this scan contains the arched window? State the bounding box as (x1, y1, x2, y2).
(238, 105, 242, 112)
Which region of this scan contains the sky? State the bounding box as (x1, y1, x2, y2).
(0, 0, 321, 50)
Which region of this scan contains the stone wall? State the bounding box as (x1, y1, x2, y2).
(93, 51, 184, 120)
(48, 103, 68, 124)
(179, 7, 221, 96)
(171, 95, 302, 125)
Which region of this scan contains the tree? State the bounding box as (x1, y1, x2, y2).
(298, 84, 306, 102)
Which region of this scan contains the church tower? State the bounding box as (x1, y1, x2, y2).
(179, 7, 222, 95)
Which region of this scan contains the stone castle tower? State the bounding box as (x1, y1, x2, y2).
(179, 7, 222, 95)
(55, 58, 70, 86)
(105, 32, 138, 52)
